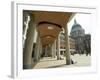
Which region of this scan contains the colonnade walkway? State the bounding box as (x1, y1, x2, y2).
(33, 54, 91, 69)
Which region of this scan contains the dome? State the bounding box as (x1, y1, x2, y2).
(70, 19, 85, 38)
(71, 19, 83, 32)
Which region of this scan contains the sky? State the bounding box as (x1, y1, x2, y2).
(68, 13, 92, 35)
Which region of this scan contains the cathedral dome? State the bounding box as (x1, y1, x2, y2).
(70, 19, 85, 38)
(71, 19, 82, 32)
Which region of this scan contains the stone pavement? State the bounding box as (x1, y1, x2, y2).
(33, 54, 91, 69)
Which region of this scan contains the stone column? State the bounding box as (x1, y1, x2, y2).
(51, 44, 53, 57)
(63, 51, 65, 56)
(38, 39, 42, 59)
(56, 34, 60, 60)
(23, 12, 30, 48)
(54, 40, 57, 58)
(45, 46, 47, 57)
(23, 14, 36, 69)
(49, 44, 52, 57)
(52, 40, 56, 58)
(34, 36, 40, 61)
(65, 25, 71, 65)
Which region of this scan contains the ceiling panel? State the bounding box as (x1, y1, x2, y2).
(32, 11, 72, 46)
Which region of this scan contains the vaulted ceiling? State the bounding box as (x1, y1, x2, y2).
(32, 11, 72, 46)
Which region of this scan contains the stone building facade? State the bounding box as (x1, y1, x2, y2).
(70, 19, 91, 55)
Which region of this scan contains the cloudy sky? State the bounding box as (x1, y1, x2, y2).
(68, 13, 92, 35)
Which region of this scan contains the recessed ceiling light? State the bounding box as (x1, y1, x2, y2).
(47, 26, 54, 30)
(46, 36, 51, 38)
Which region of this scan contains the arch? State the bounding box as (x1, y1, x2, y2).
(37, 21, 62, 28)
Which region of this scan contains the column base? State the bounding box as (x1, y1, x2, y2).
(66, 59, 71, 65)
(23, 64, 32, 69)
(57, 58, 60, 60)
(57, 57, 60, 60)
